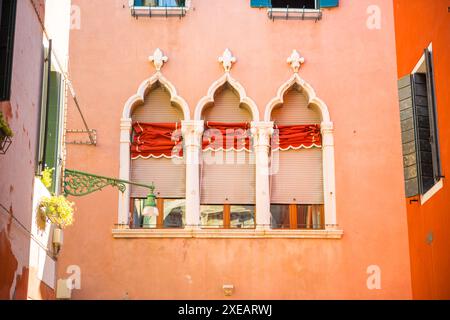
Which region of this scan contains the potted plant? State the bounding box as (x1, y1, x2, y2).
(38, 195, 75, 231)
(0, 111, 13, 154)
(37, 195, 75, 257)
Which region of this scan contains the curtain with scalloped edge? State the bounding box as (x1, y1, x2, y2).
(202, 122, 252, 152)
(131, 122, 183, 159)
(272, 124, 322, 151)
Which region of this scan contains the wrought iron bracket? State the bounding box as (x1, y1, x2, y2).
(64, 169, 154, 197)
(66, 129, 97, 146)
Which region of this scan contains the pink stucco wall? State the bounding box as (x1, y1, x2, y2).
(0, 0, 50, 300)
(61, 0, 412, 299)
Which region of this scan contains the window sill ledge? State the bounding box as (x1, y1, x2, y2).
(420, 179, 444, 204)
(112, 228, 344, 239)
(131, 6, 187, 18)
(267, 8, 322, 21)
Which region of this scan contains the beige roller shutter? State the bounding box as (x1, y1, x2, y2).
(201, 150, 255, 204)
(270, 87, 323, 204)
(270, 148, 323, 204)
(130, 83, 185, 198)
(202, 87, 252, 122)
(131, 84, 183, 122)
(131, 157, 185, 198)
(271, 87, 321, 125)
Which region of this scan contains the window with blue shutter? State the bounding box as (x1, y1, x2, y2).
(134, 0, 185, 6)
(319, 0, 339, 8)
(251, 1, 339, 8)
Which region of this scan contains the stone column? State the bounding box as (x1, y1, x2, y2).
(182, 120, 204, 230)
(118, 118, 132, 227)
(251, 122, 274, 230)
(321, 121, 337, 230)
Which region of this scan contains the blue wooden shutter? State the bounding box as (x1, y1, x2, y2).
(251, 0, 271, 8)
(134, 0, 143, 6)
(320, 0, 339, 8)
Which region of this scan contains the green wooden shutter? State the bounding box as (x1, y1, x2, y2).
(0, 0, 17, 101)
(320, 0, 339, 8)
(251, 0, 271, 8)
(44, 71, 62, 191)
(398, 75, 419, 197)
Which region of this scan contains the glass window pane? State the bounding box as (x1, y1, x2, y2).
(132, 198, 157, 229)
(163, 199, 185, 228)
(200, 205, 224, 228)
(230, 205, 255, 229)
(297, 204, 324, 229)
(270, 204, 290, 229)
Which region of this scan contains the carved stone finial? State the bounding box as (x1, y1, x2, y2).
(218, 48, 236, 72)
(149, 48, 168, 72)
(287, 50, 305, 73)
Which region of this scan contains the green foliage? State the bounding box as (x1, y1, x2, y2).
(38, 196, 75, 231)
(0, 111, 13, 137)
(41, 168, 54, 190)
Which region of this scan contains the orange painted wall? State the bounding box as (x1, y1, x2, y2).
(60, 0, 412, 299)
(393, 0, 450, 300)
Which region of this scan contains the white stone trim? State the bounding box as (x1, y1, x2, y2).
(112, 228, 343, 239)
(420, 179, 443, 205)
(122, 71, 190, 121)
(194, 72, 260, 122)
(182, 120, 204, 229)
(251, 121, 274, 230)
(264, 73, 330, 123)
(264, 72, 337, 230)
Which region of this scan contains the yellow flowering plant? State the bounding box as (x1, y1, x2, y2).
(41, 168, 54, 190)
(38, 195, 75, 231)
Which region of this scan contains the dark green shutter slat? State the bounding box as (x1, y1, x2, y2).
(251, 0, 271, 8)
(320, 0, 339, 8)
(424, 48, 441, 182)
(44, 72, 62, 176)
(0, 0, 17, 101)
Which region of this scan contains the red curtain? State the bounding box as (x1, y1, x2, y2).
(131, 122, 183, 159)
(202, 122, 251, 151)
(273, 124, 322, 150)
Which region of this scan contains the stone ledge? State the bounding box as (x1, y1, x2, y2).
(112, 228, 344, 239)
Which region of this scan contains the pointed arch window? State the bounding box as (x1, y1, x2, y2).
(199, 84, 256, 229)
(130, 82, 186, 229)
(269, 85, 325, 229)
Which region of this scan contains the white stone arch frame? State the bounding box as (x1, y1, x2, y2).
(264, 73, 338, 229)
(194, 73, 260, 122)
(118, 72, 190, 225)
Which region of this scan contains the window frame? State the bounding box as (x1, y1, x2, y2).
(200, 204, 256, 230)
(131, 0, 189, 17)
(270, 0, 319, 10)
(130, 197, 186, 229)
(270, 204, 325, 230)
(409, 44, 442, 198)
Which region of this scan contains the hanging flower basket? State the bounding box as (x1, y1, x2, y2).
(0, 111, 13, 155)
(37, 196, 75, 231)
